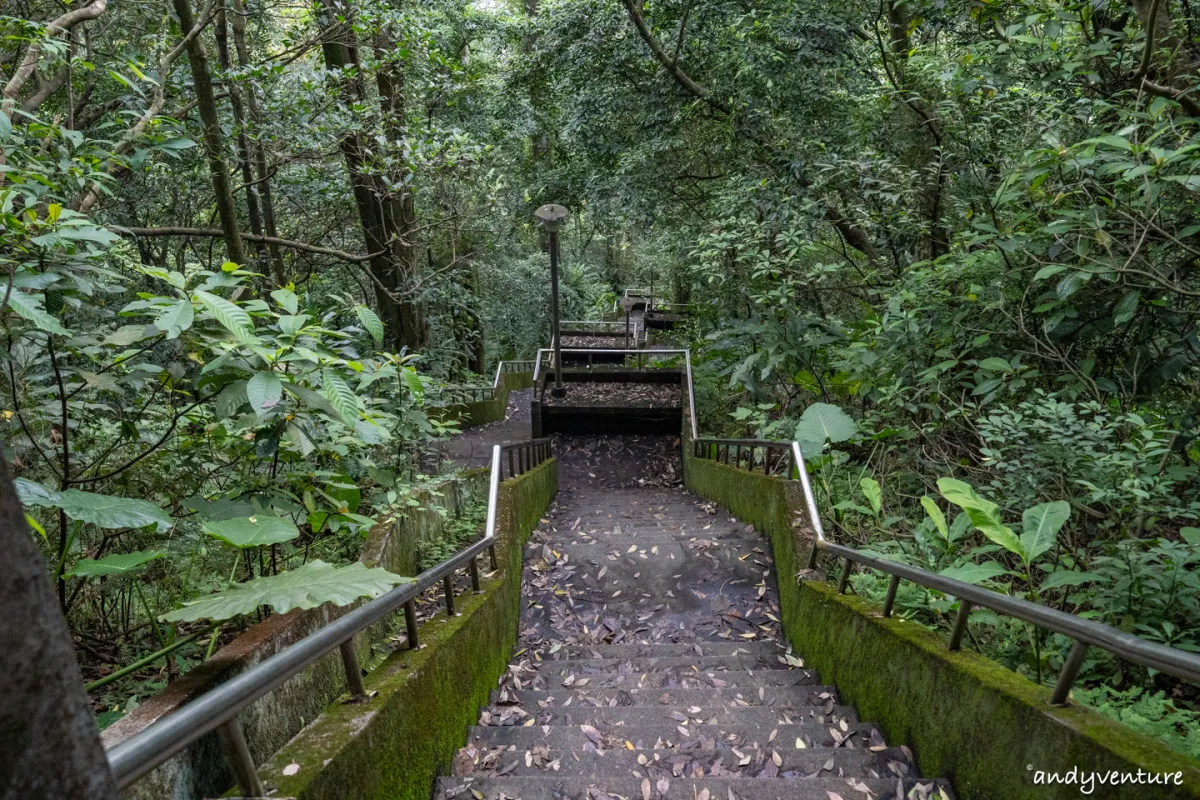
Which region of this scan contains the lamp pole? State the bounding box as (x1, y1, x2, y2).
(535, 203, 569, 398)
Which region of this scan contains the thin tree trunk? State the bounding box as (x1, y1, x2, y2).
(374, 34, 424, 349)
(317, 0, 406, 349)
(0, 453, 119, 800)
(214, 6, 266, 269)
(230, 0, 286, 283)
(171, 0, 247, 266)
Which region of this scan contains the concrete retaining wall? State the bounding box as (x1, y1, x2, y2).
(682, 449, 1200, 800)
(105, 470, 491, 800)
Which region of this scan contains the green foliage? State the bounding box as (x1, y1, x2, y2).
(202, 516, 300, 549)
(161, 561, 410, 623)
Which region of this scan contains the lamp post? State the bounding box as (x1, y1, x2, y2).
(535, 203, 569, 398)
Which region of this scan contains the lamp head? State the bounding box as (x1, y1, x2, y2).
(534, 203, 569, 233)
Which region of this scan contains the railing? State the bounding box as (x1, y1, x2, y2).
(690, 436, 1200, 702)
(435, 385, 496, 404)
(493, 360, 535, 382)
(692, 439, 795, 477)
(105, 438, 553, 794)
(532, 348, 697, 437)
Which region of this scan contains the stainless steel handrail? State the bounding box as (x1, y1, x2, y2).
(105, 438, 552, 792)
(491, 360, 536, 388)
(531, 348, 697, 441)
(691, 436, 1200, 697)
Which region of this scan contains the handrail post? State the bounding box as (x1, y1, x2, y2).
(1050, 640, 1089, 706)
(339, 639, 367, 702)
(469, 554, 482, 593)
(404, 600, 419, 649)
(837, 558, 853, 593)
(949, 601, 973, 651)
(882, 574, 901, 617)
(217, 718, 264, 798)
(443, 574, 456, 616)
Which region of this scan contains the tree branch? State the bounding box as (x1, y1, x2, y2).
(2, 1, 108, 113)
(111, 226, 379, 263)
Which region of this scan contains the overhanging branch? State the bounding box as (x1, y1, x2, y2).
(112, 226, 379, 263)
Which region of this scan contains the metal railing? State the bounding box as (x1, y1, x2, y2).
(434, 385, 496, 404)
(690, 436, 1200, 701)
(531, 348, 697, 436)
(493, 360, 536, 383)
(692, 439, 795, 477)
(105, 438, 553, 794)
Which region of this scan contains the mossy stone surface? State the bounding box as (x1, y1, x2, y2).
(255, 457, 557, 800)
(682, 448, 1200, 800)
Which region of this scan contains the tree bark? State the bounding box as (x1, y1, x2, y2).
(0, 453, 119, 800)
(230, 0, 287, 283)
(171, 0, 248, 266)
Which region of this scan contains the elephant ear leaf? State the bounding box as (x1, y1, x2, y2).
(795, 403, 857, 445)
(69, 549, 166, 579)
(160, 561, 411, 623)
(1021, 501, 1070, 563)
(203, 515, 299, 549)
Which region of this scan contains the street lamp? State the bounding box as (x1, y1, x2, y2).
(535, 203, 569, 398)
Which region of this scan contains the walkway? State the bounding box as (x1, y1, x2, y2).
(440, 434, 954, 800)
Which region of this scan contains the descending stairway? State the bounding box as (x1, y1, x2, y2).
(440, 436, 953, 800)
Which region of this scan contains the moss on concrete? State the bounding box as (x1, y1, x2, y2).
(430, 372, 534, 430)
(682, 448, 1200, 800)
(257, 457, 557, 800)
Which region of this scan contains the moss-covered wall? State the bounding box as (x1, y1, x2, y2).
(429, 372, 533, 430)
(682, 450, 1200, 800)
(257, 457, 557, 800)
(109, 471, 492, 800)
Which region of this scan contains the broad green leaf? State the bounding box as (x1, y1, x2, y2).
(15, 478, 60, 507)
(1020, 501, 1070, 563)
(795, 402, 857, 444)
(103, 325, 157, 347)
(859, 477, 881, 515)
(401, 367, 425, 400)
(937, 478, 1023, 559)
(921, 496, 948, 539)
(322, 369, 360, 422)
(978, 357, 1012, 372)
(939, 562, 1010, 585)
(271, 287, 299, 314)
(203, 515, 299, 548)
(1182, 527, 1200, 548)
(69, 549, 166, 579)
(355, 305, 384, 344)
(1039, 570, 1103, 591)
(56, 489, 173, 531)
(285, 382, 344, 421)
(246, 372, 283, 415)
(155, 299, 194, 339)
(194, 290, 255, 341)
(1033, 264, 1066, 281)
(6, 290, 71, 335)
(161, 560, 410, 623)
(1111, 290, 1140, 327)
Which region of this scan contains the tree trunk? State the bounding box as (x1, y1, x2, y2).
(230, 0, 287, 283)
(0, 453, 119, 800)
(374, 34, 425, 349)
(214, 6, 267, 271)
(171, 0, 248, 266)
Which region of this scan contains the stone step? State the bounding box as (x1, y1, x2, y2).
(507, 666, 817, 691)
(467, 721, 880, 751)
(478, 704, 859, 728)
(534, 654, 791, 674)
(451, 745, 915, 780)
(438, 774, 954, 800)
(536, 642, 785, 660)
(489, 685, 838, 710)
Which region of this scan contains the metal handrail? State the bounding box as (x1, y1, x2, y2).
(105, 438, 553, 793)
(691, 436, 1200, 698)
(491, 360, 536, 388)
(531, 348, 697, 440)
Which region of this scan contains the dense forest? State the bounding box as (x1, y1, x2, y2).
(2, 0, 1199, 758)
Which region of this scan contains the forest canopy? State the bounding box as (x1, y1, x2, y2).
(2, 0, 1199, 757)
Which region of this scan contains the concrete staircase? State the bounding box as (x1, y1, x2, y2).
(440, 437, 953, 800)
